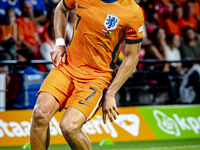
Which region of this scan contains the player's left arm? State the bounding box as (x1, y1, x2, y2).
(102, 42, 141, 124)
(102, 6, 144, 124)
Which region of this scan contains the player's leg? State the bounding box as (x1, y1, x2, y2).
(59, 107, 90, 150)
(59, 80, 108, 150)
(30, 66, 74, 150)
(30, 92, 60, 150)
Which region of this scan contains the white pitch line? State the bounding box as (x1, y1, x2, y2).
(107, 144, 200, 150)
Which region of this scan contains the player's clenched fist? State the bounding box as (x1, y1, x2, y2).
(50, 45, 67, 66)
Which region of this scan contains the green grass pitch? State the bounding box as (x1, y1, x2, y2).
(1, 139, 200, 150)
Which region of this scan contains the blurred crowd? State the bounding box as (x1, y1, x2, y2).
(0, 0, 200, 109)
(0, 0, 75, 72)
(117, 0, 200, 105)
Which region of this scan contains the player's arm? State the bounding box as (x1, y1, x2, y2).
(102, 7, 144, 124)
(102, 43, 141, 124)
(51, 0, 70, 66)
(108, 43, 141, 96)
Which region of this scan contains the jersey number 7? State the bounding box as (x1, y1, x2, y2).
(75, 14, 81, 30)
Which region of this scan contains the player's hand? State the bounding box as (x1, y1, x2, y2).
(102, 93, 119, 124)
(50, 45, 67, 66)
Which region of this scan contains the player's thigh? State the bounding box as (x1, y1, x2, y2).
(59, 106, 86, 133)
(33, 92, 61, 123)
(38, 67, 74, 110)
(66, 81, 108, 122)
(33, 67, 74, 123)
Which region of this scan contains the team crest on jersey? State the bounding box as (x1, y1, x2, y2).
(104, 14, 119, 31)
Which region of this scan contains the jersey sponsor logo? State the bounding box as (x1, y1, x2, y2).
(104, 14, 119, 31)
(77, 4, 87, 9)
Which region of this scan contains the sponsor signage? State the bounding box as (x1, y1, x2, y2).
(1, 105, 199, 146)
(138, 105, 200, 140)
(82, 107, 156, 143)
(0, 107, 156, 146)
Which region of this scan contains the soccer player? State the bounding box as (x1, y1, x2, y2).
(30, 0, 144, 150)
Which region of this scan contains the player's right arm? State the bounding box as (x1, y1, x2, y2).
(51, 0, 71, 66)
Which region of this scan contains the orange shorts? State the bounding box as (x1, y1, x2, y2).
(38, 63, 109, 122)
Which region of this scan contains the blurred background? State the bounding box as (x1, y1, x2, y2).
(0, 0, 200, 149)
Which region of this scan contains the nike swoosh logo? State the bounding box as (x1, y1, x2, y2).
(78, 4, 87, 9)
(78, 100, 89, 106)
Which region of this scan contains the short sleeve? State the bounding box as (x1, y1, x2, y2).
(141, 7, 146, 20)
(125, 7, 144, 44)
(63, 0, 75, 10)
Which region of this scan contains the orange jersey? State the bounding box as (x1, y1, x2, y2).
(63, 0, 144, 84)
(0, 23, 18, 42)
(192, 2, 200, 17)
(180, 16, 198, 32)
(43, 22, 50, 40)
(163, 18, 181, 36)
(16, 17, 37, 46)
(141, 7, 146, 21)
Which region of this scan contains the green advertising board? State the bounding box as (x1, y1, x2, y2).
(137, 105, 200, 140)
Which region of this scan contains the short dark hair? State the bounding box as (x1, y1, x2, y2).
(182, 26, 194, 39)
(167, 34, 176, 42)
(173, 4, 182, 12)
(16, 48, 33, 62)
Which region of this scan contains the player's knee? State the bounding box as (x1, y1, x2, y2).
(32, 105, 49, 127)
(59, 121, 79, 136)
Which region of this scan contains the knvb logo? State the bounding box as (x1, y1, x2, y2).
(153, 110, 200, 136)
(104, 14, 119, 31)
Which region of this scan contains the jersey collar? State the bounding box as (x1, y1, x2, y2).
(101, 0, 118, 3)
